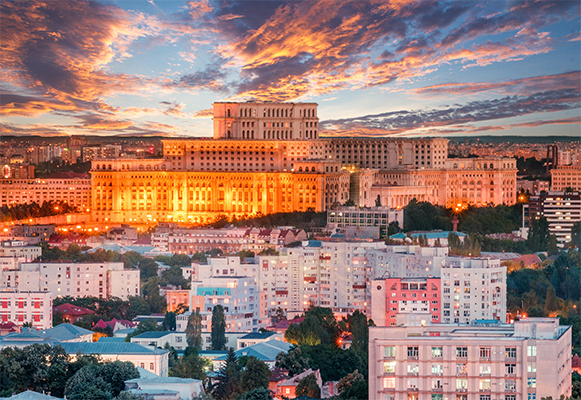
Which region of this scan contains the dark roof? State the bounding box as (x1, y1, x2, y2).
(53, 303, 95, 316)
(132, 331, 173, 339)
(59, 342, 169, 355)
(240, 331, 277, 340)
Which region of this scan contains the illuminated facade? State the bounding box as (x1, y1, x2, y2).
(91, 102, 518, 223)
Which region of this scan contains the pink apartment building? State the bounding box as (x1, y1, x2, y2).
(372, 278, 441, 326)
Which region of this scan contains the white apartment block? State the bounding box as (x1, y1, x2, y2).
(0, 176, 91, 208)
(0, 242, 41, 261)
(16, 262, 139, 300)
(0, 291, 52, 329)
(369, 318, 572, 400)
(366, 245, 449, 279)
(190, 275, 266, 332)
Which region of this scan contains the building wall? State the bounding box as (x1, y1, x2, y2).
(526, 191, 581, 247)
(0, 177, 91, 208)
(0, 244, 41, 261)
(551, 166, 581, 191)
(0, 291, 52, 329)
(369, 318, 572, 400)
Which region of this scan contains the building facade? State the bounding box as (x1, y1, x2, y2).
(550, 166, 581, 192)
(525, 191, 581, 247)
(0, 173, 91, 209)
(369, 318, 572, 400)
(327, 206, 404, 237)
(90, 102, 518, 224)
(0, 291, 52, 329)
(13, 262, 139, 300)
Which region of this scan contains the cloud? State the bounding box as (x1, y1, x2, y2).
(0, 92, 76, 116)
(320, 87, 580, 137)
(161, 101, 185, 117)
(193, 108, 213, 118)
(414, 71, 581, 96)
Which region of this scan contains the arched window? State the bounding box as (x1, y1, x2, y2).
(268, 109, 271, 117)
(227, 109, 231, 117)
(108, 164, 112, 170)
(311, 166, 315, 172)
(490, 163, 494, 169)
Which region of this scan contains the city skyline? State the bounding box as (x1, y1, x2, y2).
(1, 0, 580, 138)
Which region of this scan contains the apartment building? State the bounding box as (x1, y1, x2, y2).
(440, 257, 506, 323)
(0, 291, 52, 329)
(525, 191, 581, 247)
(0, 241, 41, 261)
(369, 318, 572, 400)
(551, 166, 581, 191)
(13, 262, 139, 300)
(0, 172, 91, 209)
(327, 206, 404, 237)
(190, 275, 267, 332)
(371, 278, 441, 326)
(366, 245, 449, 279)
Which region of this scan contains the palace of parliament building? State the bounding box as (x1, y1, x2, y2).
(91, 102, 517, 224)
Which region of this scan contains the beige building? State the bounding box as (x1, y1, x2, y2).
(0, 173, 91, 209)
(369, 318, 572, 400)
(15, 262, 139, 300)
(551, 166, 581, 191)
(90, 102, 518, 224)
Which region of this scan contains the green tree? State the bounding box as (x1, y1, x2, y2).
(548, 234, 559, 256)
(172, 347, 207, 380)
(211, 305, 227, 350)
(339, 311, 374, 353)
(336, 369, 366, 399)
(527, 216, 550, 252)
(238, 387, 273, 400)
(342, 199, 355, 207)
(141, 277, 167, 314)
(120, 251, 143, 269)
(64, 364, 113, 400)
(169, 253, 192, 267)
(545, 285, 558, 313)
(295, 373, 320, 398)
(240, 356, 271, 392)
(236, 250, 256, 261)
(163, 311, 177, 331)
(212, 348, 242, 400)
(258, 248, 279, 256)
(161, 265, 191, 289)
(138, 258, 159, 281)
(569, 221, 581, 249)
(113, 392, 143, 400)
(275, 347, 310, 376)
(186, 311, 203, 350)
(403, 199, 450, 231)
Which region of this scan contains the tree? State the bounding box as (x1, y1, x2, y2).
(527, 216, 550, 252)
(375, 195, 381, 207)
(113, 392, 143, 400)
(240, 356, 271, 392)
(212, 348, 242, 400)
(64, 361, 138, 400)
(548, 234, 559, 256)
(186, 311, 203, 350)
(342, 199, 355, 207)
(138, 258, 158, 281)
(161, 265, 190, 289)
(236, 250, 255, 261)
(569, 221, 581, 249)
(295, 373, 320, 398)
(172, 347, 207, 380)
(237, 387, 273, 400)
(211, 305, 227, 350)
(337, 369, 365, 395)
(163, 311, 177, 331)
(339, 311, 374, 353)
(258, 248, 279, 256)
(275, 347, 310, 376)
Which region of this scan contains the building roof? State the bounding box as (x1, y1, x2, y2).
(59, 342, 169, 356)
(239, 331, 277, 340)
(97, 336, 125, 343)
(53, 303, 95, 316)
(390, 231, 467, 239)
(127, 377, 202, 385)
(42, 324, 93, 341)
(0, 390, 63, 400)
(132, 331, 173, 339)
(214, 339, 293, 362)
(135, 366, 161, 379)
(513, 254, 542, 266)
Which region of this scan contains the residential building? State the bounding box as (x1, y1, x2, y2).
(551, 166, 581, 191)
(16, 262, 139, 300)
(125, 376, 205, 400)
(371, 278, 441, 327)
(0, 172, 91, 209)
(440, 257, 506, 323)
(52, 302, 95, 323)
(327, 206, 404, 237)
(60, 342, 169, 377)
(211, 339, 293, 370)
(0, 241, 41, 261)
(366, 245, 449, 279)
(369, 318, 572, 400)
(525, 191, 581, 247)
(0, 291, 52, 329)
(388, 231, 466, 247)
(275, 369, 323, 399)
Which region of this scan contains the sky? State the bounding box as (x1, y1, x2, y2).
(1, 0, 580, 139)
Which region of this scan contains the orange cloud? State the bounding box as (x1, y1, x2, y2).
(83, 120, 135, 130)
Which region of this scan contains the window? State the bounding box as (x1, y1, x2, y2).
(479, 364, 491, 374)
(506, 396, 516, 400)
(407, 346, 419, 357)
(480, 396, 491, 400)
(432, 364, 443, 375)
(432, 378, 442, 389)
(407, 364, 419, 374)
(384, 361, 396, 373)
(383, 377, 395, 389)
(456, 363, 467, 375)
(432, 395, 443, 400)
(527, 362, 536, 373)
(527, 377, 536, 388)
(456, 379, 468, 390)
(505, 380, 516, 390)
(432, 347, 443, 357)
(384, 346, 395, 358)
(527, 346, 537, 357)
(505, 347, 517, 358)
(479, 379, 491, 390)
(149, 363, 154, 370)
(479, 347, 491, 358)
(527, 394, 536, 400)
(505, 364, 516, 375)
(456, 347, 468, 358)
(407, 378, 418, 389)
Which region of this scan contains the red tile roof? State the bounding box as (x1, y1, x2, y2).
(53, 303, 95, 316)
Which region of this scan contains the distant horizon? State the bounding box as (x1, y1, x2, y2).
(1, 1, 580, 137)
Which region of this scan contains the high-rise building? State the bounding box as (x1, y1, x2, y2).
(550, 166, 581, 192)
(369, 318, 572, 400)
(89, 102, 518, 224)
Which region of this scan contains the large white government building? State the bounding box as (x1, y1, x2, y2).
(90, 101, 518, 224)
